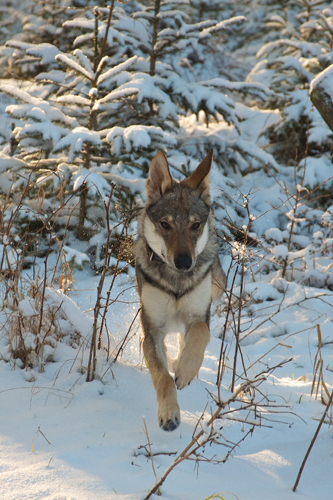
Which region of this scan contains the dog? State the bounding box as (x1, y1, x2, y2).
(135, 149, 225, 431)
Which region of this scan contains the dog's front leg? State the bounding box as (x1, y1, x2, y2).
(143, 330, 180, 431)
(175, 321, 210, 390)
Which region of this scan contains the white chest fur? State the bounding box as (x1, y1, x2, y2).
(141, 272, 212, 333)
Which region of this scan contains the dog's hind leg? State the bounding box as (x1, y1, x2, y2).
(174, 321, 210, 390)
(143, 333, 180, 431)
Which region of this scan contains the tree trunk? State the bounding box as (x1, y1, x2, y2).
(150, 0, 161, 77)
(310, 67, 333, 133)
(78, 186, 87, 241)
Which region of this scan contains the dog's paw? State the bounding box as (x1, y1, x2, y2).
(159, 416, 180, 432)
(174, 355, 203, 390)
(158, 402, 181, 432)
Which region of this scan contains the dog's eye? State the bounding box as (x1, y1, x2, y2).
(160, 221, 171, 230)
(191, 222, 200, 230)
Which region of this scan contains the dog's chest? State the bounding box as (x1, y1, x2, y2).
(141, 272, 212, 331)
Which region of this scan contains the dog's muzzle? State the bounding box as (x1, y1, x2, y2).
(174, 253, 192, 272)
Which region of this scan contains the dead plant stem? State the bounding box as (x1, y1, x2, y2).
(112, 307, 141, 363)
(293, 388, 333, 492)
(142, 417, 161, 496)
(217, 260, 238, 398)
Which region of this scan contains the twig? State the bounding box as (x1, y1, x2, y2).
(37, 426, 51, 445)
(311, 324, 331, 401)
(95, 0, 116, 75)
(231, 195, 252, 391)
(86, 185, 115, 381)
(293, 388, 333, 492)
(112, 307, 141, 363)
(142, 417, 161, 496)
(137, 444, 177, 457)
(217, 258, 238, 399)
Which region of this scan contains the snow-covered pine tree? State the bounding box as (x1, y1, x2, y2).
(247, 0, 333, 167)
(0, 0, 80, 79)
(61, 0, 278, 184)
(0, 5, 146, 255)
(1, 0, 279, 264)
(99, 0, 278, 179)
(95, 0, 251, 170)
(239, 0, 333, 290)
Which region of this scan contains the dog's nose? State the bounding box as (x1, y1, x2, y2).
(174, 253, 192, 271)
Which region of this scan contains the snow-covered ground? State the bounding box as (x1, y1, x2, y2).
(1, 262, 332, 500)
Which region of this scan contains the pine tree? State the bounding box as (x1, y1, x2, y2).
(247, 0, 333, 166)
(0, 0, 80, 78)
(1, 0, 278, 260)
(1, 11, 140, 245)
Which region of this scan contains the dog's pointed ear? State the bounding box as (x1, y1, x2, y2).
(181, 149, 213, 203)
(146, 151, 173, 202)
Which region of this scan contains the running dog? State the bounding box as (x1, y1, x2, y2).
(135, 149, 225, 431)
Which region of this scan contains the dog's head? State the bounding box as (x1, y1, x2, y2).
(143, 150, 214, 273)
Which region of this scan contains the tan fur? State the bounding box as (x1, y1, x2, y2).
(212, 257, 225, 301)
(168, 228, 195, 265)
(146, 151, 173, 202)
(142, 328, 180, 427)
(174, 321, 210, 389)
(181, 149, 213, 204)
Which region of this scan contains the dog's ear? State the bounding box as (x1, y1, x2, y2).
(146, 151, 173, 202)
(181, 149, 213, 203)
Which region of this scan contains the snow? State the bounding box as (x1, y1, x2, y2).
(256, 39, 323, 60)
(0, 244, 17, 268)
(103, 125, 177, 154)
(94, 87, 140, 107)
(26, 43, 62, 65)
(56, 53, 94, 80)
(97, 55, 138, 86)
(310, 63, 333, 98)
(54, 127, 101, 162)
(63, 246, 90, 268)
(56, 94, 91, 106)
(0, 153, 28, 174)
(72, 168, 111, 197)
(301, 156, 333, 189)
(1, 267, 332, 500)
(272, 244, 289, 259)
(200, 15, 247, 38)
(1, 85, 78, 127)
